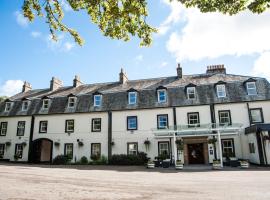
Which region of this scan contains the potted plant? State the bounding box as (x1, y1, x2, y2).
(175, 160, 184, 170)
(21, 142, 27, 147)
(5, 141, 11, 146)
(14, 154, 20, 161)
(111, 141, 115, 146)
(212, 159, 222, 169)
(208, 138, 217, 144)
(240, 160, 249, 168)
(175, 139, 184, 150)
(78, 141, 84, 147)
(54, 141, 60, 147)
(144, 139, 150, 151)
(263, 135, 270, 141)
(147, 160, 155, 169)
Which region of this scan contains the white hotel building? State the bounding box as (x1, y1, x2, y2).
(0, 64, 270, 166)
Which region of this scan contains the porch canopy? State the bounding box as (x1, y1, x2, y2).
(151, 123, 243, 167)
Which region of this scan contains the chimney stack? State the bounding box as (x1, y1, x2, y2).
(73, 75, 83, 87)
(177, 63, 182, 78)
(206, 64, 226, 74)
(50, 77, 63, 91)
(22, 81, 32, 93)
(119, 68, 128, 84)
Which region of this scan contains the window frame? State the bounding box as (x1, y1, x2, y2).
(15, 144, 23, 159)
(65, 119, 75, 133)
(127, 116, 138, 130)
(249, 143, 255, 154)
(127, 142, 138, 155)
(157, 89, 167, 103)
(221, 138, 235, 157)
(216, 84, 226, 98)
(218, 110, 232, 126)
(158, 141, 170, 157)
(246, 82, 257, 95)
(249, 108, 264, 124)
(64, 143, 73, 159)
(0, 122, 8, 136)
(187, 112, 200, 127)
(91, 143, 101, 159)
(0, 144, 5, 157)
(39, 121, 48, 133)
(187, 87, 196, 99)
(94, 95, 102, 107)
(157, 114, 169, 129)
(68, 97, 76, 108)
(42, 99, 50, 110)
(17, 121, 26, 136)
(22, 101, 29, 111)
(128, 92, 137, 105)
(5, 102, 12, 112)
(91, 118, 102, 132)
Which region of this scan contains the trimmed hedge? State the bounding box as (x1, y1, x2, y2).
(109, 152, 149, 165)
(52, 155, 70, 165)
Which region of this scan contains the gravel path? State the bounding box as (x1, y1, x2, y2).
(0, 163, 270, 200)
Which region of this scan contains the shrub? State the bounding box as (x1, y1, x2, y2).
(52, 155, 69, 165)
(91, 154, 100, 161)
(109, 152, 149, 165)
(80, 156, 88, 164)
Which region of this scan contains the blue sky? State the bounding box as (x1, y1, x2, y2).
(0, 0, 270, 96)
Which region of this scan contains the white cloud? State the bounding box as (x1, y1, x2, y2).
(252, 52, 270, 80)
(0, 80, 24, 97)
(14, 11, 29, 27)
(60, 0, 72, 11)
(135, 54, 143, 62)
(158, 0, 182, 35)
(46, 34, 75, 52)
(160, 62, 168, 68)
(31, 31, 41, 38)
(63, 42, 75, 51)
(163, 2, 270, 61)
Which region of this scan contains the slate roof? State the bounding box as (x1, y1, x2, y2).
(1, 72, 270, 117)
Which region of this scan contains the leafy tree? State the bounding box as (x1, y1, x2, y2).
(0, 96, 7, 103)
(22, 0, 269, 46)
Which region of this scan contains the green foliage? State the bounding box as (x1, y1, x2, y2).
(0, 96, 7, 103)
(90, 155, 108, 165)
(109, 152, 149, 165)
(52, 155, 70, 165)
(22, 0, 156, 46)
(177, 0, 270, 15)
(80, 156, 88, 164)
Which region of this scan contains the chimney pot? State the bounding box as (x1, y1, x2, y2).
(73, 75, 83, 87)
(50, 77, 63, 91)
(22, 81, 32, 93)
(206, 64, 226, 74)
(119, 68, 128, 84)
(177, 63, 182, 78)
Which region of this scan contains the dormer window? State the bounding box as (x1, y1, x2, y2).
(5, 102, 12, 112)
(68, 97, 76, 108)
(128, 92, 137, 105)
(246, 82, 257, 95)
(157, 89, 167, 103)
(216, 84, 226, 98)
(94, 95, 102, 107)
(22, 101, 29, 111)
(187, 87, 196, 99)
(42, 99, 49, 110)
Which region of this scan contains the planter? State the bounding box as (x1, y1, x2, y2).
(54, 142, 60, 147)
(162, 159, 170, 168)
(147, 162, 155, 169)
(212, 160, 222, 170)
(5, 141, 11, 146)
(78, 141, 84, 147)
(240, 161, 249, 169)
(175, 162, 184, 170)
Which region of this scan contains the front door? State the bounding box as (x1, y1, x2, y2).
(188, 143, 204, 164)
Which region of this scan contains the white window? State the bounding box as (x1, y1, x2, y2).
(39, 121, 48, 133)
(17, 121, 25, 136)
(0, 122, 8, 136)
(246, 82, 257, 95)
(250, 108, 263, 123)
(216, 84, 226, 98)
(128, 92, 137, 105)
(94, 95, 102, 107)
(68, 97, 76, 108)
(64, 144, 73, 158)
(92, 118, 101, 132)
(219, 111, 231, 125)
(65, 120, 74, 132)
(187, 87, 196, 99)
(91, 143, 101, 159)
(5, 102, 12, 112)
(157, 89, 167, 103)
(15, 144, 23, 158)
(158, 142, 169, 157)
(188, 113, 200, 127)
(42, 99, 49, 110)
(0, 144, 5, 157)
(22, 101, 29, 111)
(127, 143, 138, 155)
(157, 115, 168, 129)
(222, 139, 235, 157)
(127, 116, 137, 130)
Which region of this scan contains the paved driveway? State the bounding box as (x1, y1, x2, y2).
(0, 163, 270, 200)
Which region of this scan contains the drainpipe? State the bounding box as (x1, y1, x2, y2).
(210, 104, 217, 159)
(173, 107, 177, 165)
(27, 115, 35, 163)
(108, 111, 112, 160)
